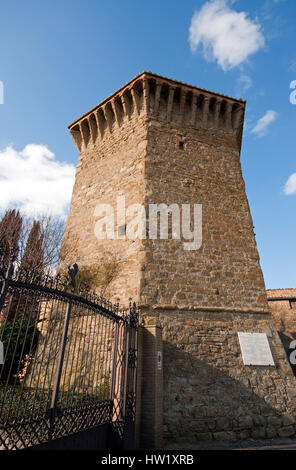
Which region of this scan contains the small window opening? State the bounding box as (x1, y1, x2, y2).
(289, 300, 296, 309)
(118, 225, 126, 237)
(179, 141, 184, 150)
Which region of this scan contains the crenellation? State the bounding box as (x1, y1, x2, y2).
(231, 103, 243, 130)
(219, 100, 227, 127)
(130, 86, 141, 116)
(154, 82, 162, 117)
(95, 108, 106, 139)
(80, 119, 90, 149)
(88, 113, 98, 143)
(190, 92, 197, 126)
(179, 89, 186, 123)
(110, 99, 120, 127)
(120, 90, 131, 120)
(225, 100, 233, 130)
(68, 73, 246, 151)
(202, 95, 210, 126)
(70, 125, 82, 152)
(167, 86, 175, 122)
(214, 99, 222, 127)
(102, 102, 114, 133)
(195, 93, 204, 126)
(114, 96, 125, 125)
(142, 76, 150, 115)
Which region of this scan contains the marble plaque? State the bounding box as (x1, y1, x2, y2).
(238, 332, 275, 366)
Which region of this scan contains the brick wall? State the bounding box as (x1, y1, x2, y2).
(267, 289, 296, 376)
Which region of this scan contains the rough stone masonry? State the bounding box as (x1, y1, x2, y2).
(61, 72, 296, 447)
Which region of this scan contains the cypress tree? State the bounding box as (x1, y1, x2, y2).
(20, 221, 44, 276)
(0, 209, 22, 265)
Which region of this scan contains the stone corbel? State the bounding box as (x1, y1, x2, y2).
(190, 93, 198, 126)
(70, 125, 82, 152)
(130, 86, 141, 115)
(154, 82, 162, 117)
(95, 109, 106, 139)
(202, 96, 210, 126)
(111, 99, 121, 127)
(167, 86, 175, 122)
(142, 77, 150, 116)
(103, 103, 114, 133)
(88, 114, 98, 143)
(179, 89, 186, 123)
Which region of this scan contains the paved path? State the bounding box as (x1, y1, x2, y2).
(163, 438, 296, 450)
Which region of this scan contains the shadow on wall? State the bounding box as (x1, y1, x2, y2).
(161, 339, 296, 445)
(278, 331, 296, 377)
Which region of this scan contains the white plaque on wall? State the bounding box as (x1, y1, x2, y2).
(237, 332, 275, 366)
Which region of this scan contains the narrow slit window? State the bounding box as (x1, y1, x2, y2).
(118, 225, 126, 237)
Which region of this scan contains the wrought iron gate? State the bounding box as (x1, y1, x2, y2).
(0, 251, 138, 450)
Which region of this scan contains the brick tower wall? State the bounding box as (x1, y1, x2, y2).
(63, 72, 296, 447)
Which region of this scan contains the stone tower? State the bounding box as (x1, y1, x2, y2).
(62, 72, 296, 447)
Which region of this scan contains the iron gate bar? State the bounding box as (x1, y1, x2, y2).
(110, 322, 119, 400)
(49, 300, 72, 423)
(8, 279, 124, 323)
(0, 254, 138, 450)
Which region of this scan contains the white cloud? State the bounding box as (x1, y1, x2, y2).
(236, 74, 253, 96)
(284, 174, 296, 195)
(0, 144, 75, 216)
(250, 110, 278, 137)
(189, 0, 265, 71)
(290, 59, 296, 73)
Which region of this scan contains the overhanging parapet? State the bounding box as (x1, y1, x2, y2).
(68, 72, 245, 152)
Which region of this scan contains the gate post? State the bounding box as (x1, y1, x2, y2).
(135, 325, 143, 449)
(138, 320, 163, 449)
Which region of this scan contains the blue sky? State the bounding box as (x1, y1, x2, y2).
(0, 0, 295, 288)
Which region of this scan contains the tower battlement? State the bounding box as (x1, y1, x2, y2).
(69, 72, 245, 153)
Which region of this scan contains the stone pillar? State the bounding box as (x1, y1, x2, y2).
(137, 321, 163, 449)
(135, 325, 143, 449)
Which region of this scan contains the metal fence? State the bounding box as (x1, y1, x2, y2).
(0, 251, 138, 450)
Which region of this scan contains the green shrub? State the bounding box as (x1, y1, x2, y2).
(0, 316, 39, 384)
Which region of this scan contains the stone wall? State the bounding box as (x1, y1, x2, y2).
(267, 288, 296, 376)
(148, 309, 296, 443)
(267, 289, 296, 333)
